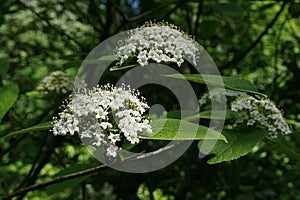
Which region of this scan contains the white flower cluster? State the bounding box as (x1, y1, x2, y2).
(231, 96, 291, 138)
(37, 71, 73, 94)
(115, 22, 198, 67)
(52, 84, 152, 157)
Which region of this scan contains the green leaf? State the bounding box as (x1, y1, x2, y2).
(165, 74, 266, 96)
(45, 164, 96, 195)
(2, 121, 52, 139)
(140, 119, 227, 142)
(184, 110, 238, 121)
(0, 58, 9, 78)
(167, 110, 196, 119)
(199, 127, 266, 164)
(0, 83, 19, 122)
(110, 64, 138, 71)
(63, 55, 115, 69)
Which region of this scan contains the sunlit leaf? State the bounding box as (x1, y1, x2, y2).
(140, 119, 227, 142)
(165, 74, 266, 96)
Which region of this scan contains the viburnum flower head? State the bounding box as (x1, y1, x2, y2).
(37, 70, 74, 94)
(231, 95, 291, 138)
(115, 21, 199, 67)
(52, 84, 152, 157)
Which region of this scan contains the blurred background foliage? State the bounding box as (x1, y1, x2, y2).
(1, 0, 300, 199)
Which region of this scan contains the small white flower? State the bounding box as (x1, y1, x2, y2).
(106, 145, 119, 157)
(100, 122, 113, 130)
(108, 133, 121, 143)
(127, 135, 139, 144)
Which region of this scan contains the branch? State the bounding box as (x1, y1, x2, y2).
(133, 141, 180, 160)
(127, 1, 179, 22)
(3, 140, 185, 199)
(110, 0, 128, 21)
(184, 6, 192, 33)
(16, 0, 86, 51)
(2, 164, 107, 200)
(14, 135, 49, 191)
(222, 1, 288, 69)
(194, 0, 203, 38)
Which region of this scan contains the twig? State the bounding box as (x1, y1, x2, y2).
(222, 1, 288, 69)
(16, 137, 58, 200)
(14, 135, 49, 191)
(134, 141, 180, 160)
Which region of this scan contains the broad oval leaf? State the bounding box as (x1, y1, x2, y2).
(0, 83, 19, 122)
(140, 119, 227, 142)
(165, 74, 266, 96)
(199, 127, 266, 164)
